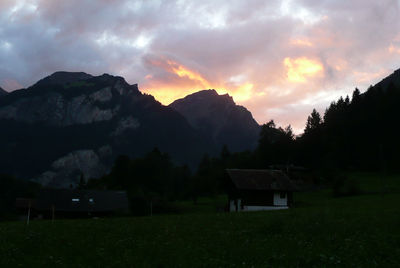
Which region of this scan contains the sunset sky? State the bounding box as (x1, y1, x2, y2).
(1, 0, 400, 132)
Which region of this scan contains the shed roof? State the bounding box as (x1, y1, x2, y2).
(226, 169, 296, 191)
(36, 189, 129, 212)
(16, 198, 36, 209)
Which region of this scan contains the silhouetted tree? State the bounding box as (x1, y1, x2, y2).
(111, 155, 131, 189)
(305, 109, 322, 134)
(352, 88, 361, 103)
(78, 172, 86, 189)
(220, 145, 231, 162)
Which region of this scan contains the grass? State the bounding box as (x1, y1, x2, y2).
(347, 172, 400, 193)
(170, 195, 228, 214)
(1, 172, 400, 267)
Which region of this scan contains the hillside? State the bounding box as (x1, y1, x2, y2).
(32, 71, 93, 87)
(374, 68, 400, 92)
(0, 87, 7, 97)
(0, 72, 216, 187)
(296, 68, 400, 171)
(170, 90, 260, 152)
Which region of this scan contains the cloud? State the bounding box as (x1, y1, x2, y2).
(1, 0, 400, 133)
(142, 55, 255, 104)
(283, 57, 324, 83)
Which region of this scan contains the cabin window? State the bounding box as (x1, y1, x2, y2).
(89, 198, 94, 203)
(280, 192, 286, 199)
(72, 198, 80, 202)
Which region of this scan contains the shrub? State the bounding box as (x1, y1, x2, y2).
(332, 174, 361, 197)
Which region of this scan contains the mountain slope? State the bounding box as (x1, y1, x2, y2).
(0, 87, 7, 97)
(374, 68, 400, 92)
(297, 67, 400, 170)
(0, 72, 215, 187)
(169, 89, 260, 152)
(32, 71, 93, 87)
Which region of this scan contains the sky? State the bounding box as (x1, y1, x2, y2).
(1, 0, 400, 133)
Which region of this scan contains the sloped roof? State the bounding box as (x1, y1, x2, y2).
(226, 169, 296, 191)
(36, 189, 129, 212)
(16, 198, 36, 209)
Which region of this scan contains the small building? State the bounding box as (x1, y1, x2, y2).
(16, 189, 129, 218)
(226, 169, 297, 212)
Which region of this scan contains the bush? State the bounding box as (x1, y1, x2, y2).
(332, 174, 361, 197)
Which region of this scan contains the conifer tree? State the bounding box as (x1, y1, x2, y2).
(304, 109, 322, 133)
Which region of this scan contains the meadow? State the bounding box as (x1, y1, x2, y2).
(1, 172, 399, 267)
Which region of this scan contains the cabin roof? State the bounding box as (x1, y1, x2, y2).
(35, 189, 129, 212)
(226, 169, 296, 191)
(16, 198, 36, 209)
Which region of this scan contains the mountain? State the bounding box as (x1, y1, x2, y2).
(0, 72, 216, 187)
(374, 68, 400, 92)
(32, 71, 93, 87)
(169, 89, 260, 152)
(0, 72, 138, 126)
(0, 87, 7, 97)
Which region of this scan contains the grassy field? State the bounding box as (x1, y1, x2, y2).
(1, 172, 400, 267)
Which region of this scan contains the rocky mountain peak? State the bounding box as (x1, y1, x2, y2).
(96, 73, 139, 96)
(98, 73, 126, 84)
(173, 89, 235, 106)
(0, 71, 142, 126)
(32, 71, 93, 88)
(169, 89, 260, 152)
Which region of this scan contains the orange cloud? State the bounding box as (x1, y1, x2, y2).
(166, 60, 211, 88)
(388, 44, 400, 54)
(143, 58, 255, 104)
(146, 86, 192, 105)
(326, 57, 348, 72)
(2, 78, 23, 91)
(290, 39, 313, 47)
(218, 82, 254, 102)
(283, 57, 324, 83)
(353, 69, 387, 84)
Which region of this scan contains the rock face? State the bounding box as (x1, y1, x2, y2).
(35, 147, 112, 188)
(0, 74, 135, 126)
(111, 116, 140, 136)
(0, 72, 215, 187)
(169, 89, 260, 152)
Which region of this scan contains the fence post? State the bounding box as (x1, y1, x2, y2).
(27, 201, 31, 226)
(52, 205, 55, 223)
(150, 201, 153, 216)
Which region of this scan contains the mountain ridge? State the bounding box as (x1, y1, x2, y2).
(0, 72, 217, 187)
(169, 89, 260, 152)
(373, 68, 400, 92)
(2, 68, 400, 187)
(32, 71, 93, 88)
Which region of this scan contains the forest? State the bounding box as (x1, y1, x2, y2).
(1, 79, 399, 216)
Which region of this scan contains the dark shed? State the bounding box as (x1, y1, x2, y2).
(17, 189, 129, 218)
(226, 169, 297, 212)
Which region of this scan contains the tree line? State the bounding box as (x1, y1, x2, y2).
(83, 80, 400, 212)
(297, 82, 400, 171)
(2, 80, 399, 215)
